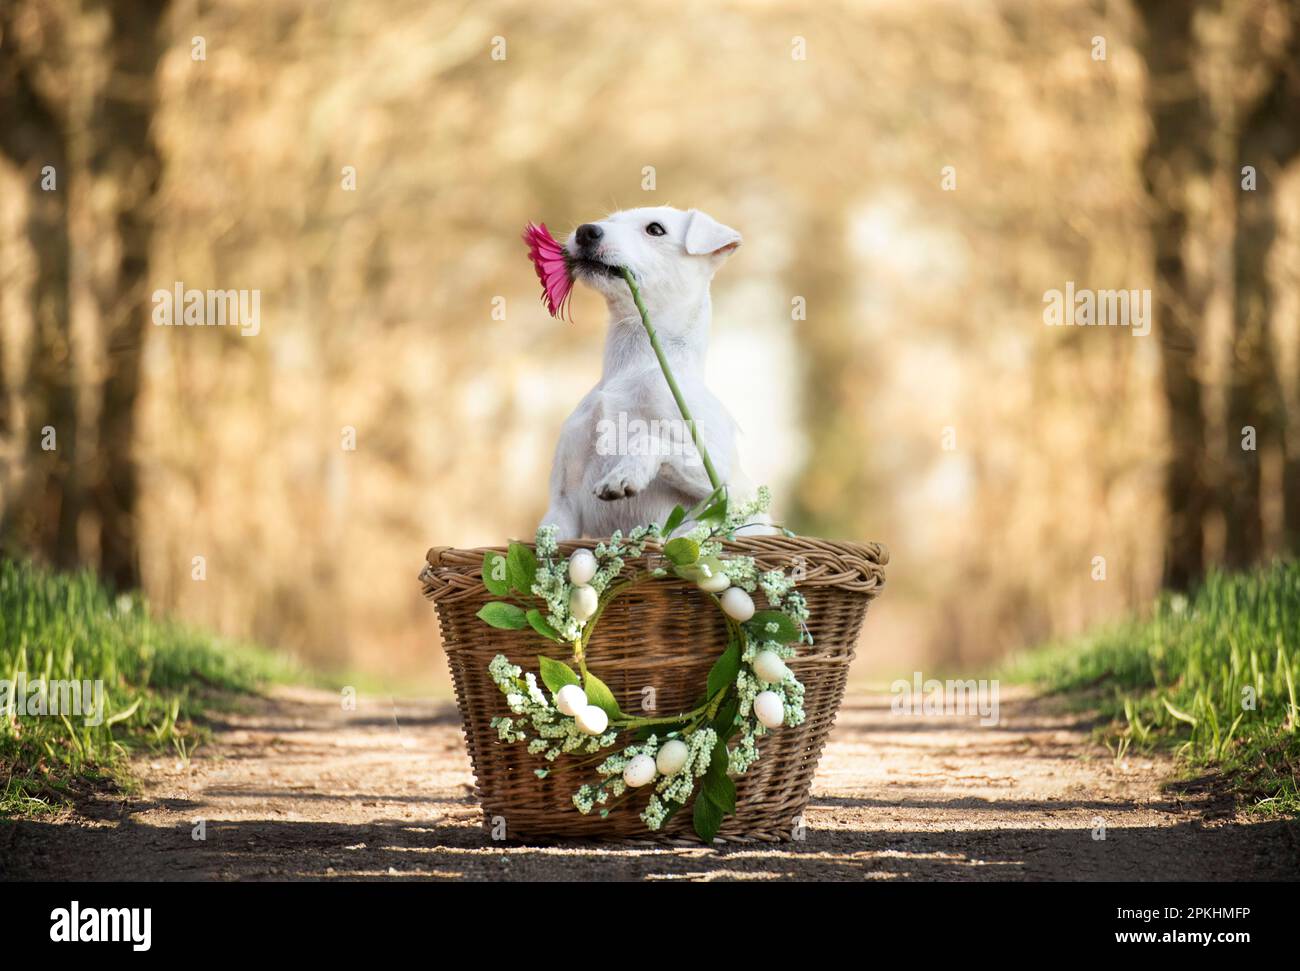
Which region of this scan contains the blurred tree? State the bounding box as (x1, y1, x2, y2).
(1136, 0, 1217, 590)
(0, 0, 166, 589)
(786, 208, 866, 538)
(1226, 3, 1300, 563)
(0, 1, 79, 569)
(83, 0, 168, 589)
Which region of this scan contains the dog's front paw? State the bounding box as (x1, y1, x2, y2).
(594, 463, 649, 501)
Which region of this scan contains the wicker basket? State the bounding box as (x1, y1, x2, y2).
(419, 535, 888, 842)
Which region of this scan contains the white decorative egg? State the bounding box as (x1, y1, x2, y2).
(554, 683, 587, 716)
(752, 650, 790, 685)
(569, 584, 598, 621)
(655, 738, 689, 776)
(697, 569, 731, 593)
(753, 690, 785, 729)
(623, 753, 656, 788)
(568, 549, 598, 586)
(575, 704, 609, 735)
(720, 587, 755, 622)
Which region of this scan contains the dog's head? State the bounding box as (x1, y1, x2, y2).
(564, 207, 741, 312)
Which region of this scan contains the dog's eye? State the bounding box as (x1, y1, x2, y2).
(645, 222, 666, 237)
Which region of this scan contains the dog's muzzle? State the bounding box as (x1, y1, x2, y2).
(573, 258, 623, 279)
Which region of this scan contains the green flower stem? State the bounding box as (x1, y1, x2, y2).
(597, 789, 639, 815)
(614, 710, 699, 729)
(705, 690, 727, 721)
(613, 684, 728, 731)
(620, 267, 723, 494)
(568, 750, 621, 771)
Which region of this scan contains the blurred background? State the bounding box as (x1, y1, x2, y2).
(1, 0, 1297, 690)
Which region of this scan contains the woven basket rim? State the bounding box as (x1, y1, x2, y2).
(420, 534, 888, 603)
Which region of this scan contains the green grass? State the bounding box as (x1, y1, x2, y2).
(1006, 561, 1300, 814)
(0, 559, 296, 816)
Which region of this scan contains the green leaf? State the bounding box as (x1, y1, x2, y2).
(537, 655, 580, 694)
(693, 729, 736, 842)
(748, 610, 798, 645)
(104, 696, 142, 728)
(702, 767, 736, 814)
(476, 601, 528, 630)
(1162, 696, 1198, 726)
(526, 609, 562, 642)
(482, 552, 510, 596)
(662, 505, 687, 536)
(692, 789, 725, 843)
(506, 542, 538, 596)
(483, 551, 512, 595)
(695, 487, 729, 527)
(712, 697, 740, 741)
(707, 642, 741, 698)
(634, 722, 687, 741)
(660, 799, 684, 828)
(663, 537, 699, 567)
(583, 669, 623, 720)
(688, 484, 727, 521)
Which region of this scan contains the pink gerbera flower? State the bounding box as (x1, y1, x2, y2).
(522, 221, 574, 319)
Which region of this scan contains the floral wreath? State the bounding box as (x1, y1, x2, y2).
(473, 224, 811, 842)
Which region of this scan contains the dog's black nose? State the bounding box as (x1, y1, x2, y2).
(575, 223, 603, 248)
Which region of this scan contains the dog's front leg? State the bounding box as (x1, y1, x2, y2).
(588, 424, 661, 501)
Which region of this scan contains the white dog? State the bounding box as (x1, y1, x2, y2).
(541, 206, 756, 539)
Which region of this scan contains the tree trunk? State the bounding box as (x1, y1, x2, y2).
(1229, 10, 1300, 561)
(84, 0, 168, 590)
(1225, 164, 1285, 568)
(0, 10, 80, 568)
(1136, 0, 1216, 591)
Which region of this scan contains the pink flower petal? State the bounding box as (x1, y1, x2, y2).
(522, 222, 575, 319)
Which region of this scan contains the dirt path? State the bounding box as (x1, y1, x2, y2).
(2, 685, 1296, 881)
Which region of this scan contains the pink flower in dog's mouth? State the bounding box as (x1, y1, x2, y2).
(522, 221, 574, 319)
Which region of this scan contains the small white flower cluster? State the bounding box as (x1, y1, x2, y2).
(534, 523, 561, 559)
(758, 568, 793, 604)
(640, 728, 716, 829)
(727, 668, 805, 776)
(725, 485, 773, 533)
(682, 485, 773, 544)
(725, 555, 810, 774)
(572, 735, 658, 815)
(487, 655, 617, 761)
(530, 525, 662, 643)
(571, 728, 717, 827)
(756, 570, 810, 634)
(582, 525, 657, 597)
(717, 554, 759, 592)
(530, 557, 582, 643)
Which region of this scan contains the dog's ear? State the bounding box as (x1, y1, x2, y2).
(683, 210, 742, 259)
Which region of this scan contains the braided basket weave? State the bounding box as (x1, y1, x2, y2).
(419, 535, 887, 842)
